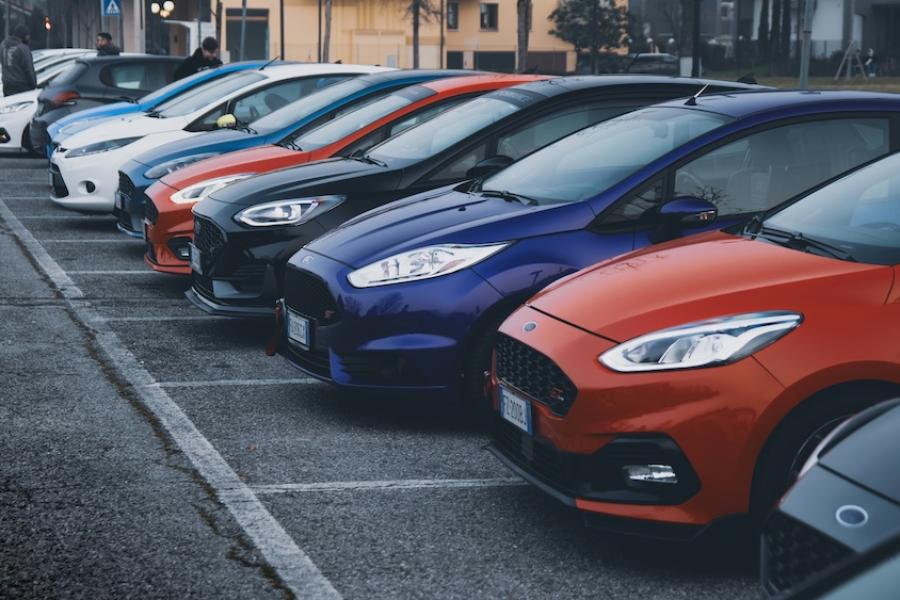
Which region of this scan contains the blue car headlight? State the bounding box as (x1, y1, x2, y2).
(347, 242, 509, 288)
(599, 311, 803, 372)
(66, 136, 142, 158)
(144, 153, 218, 179)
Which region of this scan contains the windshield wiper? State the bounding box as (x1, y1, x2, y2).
(119, 95, 138, 104)
(145, 109, 163, 118)
(350, 154, 387, 167)
(280, 139, 302, 151)
(233, 120, 258, 135)
(479, 189, 538, 206)
(755, 226, 857, 262)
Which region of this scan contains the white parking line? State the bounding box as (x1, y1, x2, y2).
(68, 270, 156, 275)
(43, 238, 142, 243)
(148, 378, 318, 389)
(251, 478, 528, 495)
(96, 315, 230, 322)
(17, 215, 115, 220)
(0, 200, 341, 600)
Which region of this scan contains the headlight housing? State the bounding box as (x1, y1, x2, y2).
(234, 195, 344, 227)
(347, 242, 509, 288)
(144, 153, 218, 179)
(0, 101, 32, 114)
(66, 136, 142, 158)
(599, 311, 802, 373)
(170, 174, 254, 204)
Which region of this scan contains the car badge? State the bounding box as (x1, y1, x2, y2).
(301, 255, 313, 264)
(835, 505, 868, 528)
(523, 321, 537, 332)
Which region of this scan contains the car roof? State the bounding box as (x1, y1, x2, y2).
(423, 73, 550, 93)
(343, 68, 477, 86)
(251, 62, 393, 80)
(76, 54, 183, 65)
(509, 75, 766, 98)
(655, 89, 900, 118)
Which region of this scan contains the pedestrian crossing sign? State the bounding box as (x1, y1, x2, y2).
(102, 0, 121, 17)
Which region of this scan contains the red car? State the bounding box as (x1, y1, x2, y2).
(143, 74, 549, 274)
(489, 152, 900, 539)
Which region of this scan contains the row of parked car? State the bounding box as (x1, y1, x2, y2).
(18, 52, 900, 598)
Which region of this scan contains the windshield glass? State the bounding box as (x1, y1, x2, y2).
(254, 77, 368, 132)
(141, 67, 226, 106)
(291, 85, 433, 150)
(481, 107, 731, 205)
(367, 92, 533, 163)
(155, 71, 265, 117)
(762, 152, 900, 265)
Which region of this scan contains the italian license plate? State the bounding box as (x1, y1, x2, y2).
(287, 310, 310, 349)
(189, 243, 202, 274)
(499, 384, 532, 434)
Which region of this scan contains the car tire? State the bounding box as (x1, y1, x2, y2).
(21, 125, 37, 157)
(460, 311, 513, 422)
(749, 384, 896, 524)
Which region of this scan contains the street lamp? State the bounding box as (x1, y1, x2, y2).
(163, 1, 175, 11)
(150, 2, 160, 13)
(160, 9, 170, 17)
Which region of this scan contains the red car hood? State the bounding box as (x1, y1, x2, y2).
(528, 231, 893, 342)
(159, 145, 311, 191)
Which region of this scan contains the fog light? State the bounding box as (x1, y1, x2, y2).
(622, 464, 678, 485)
(175, 245, 190, 260)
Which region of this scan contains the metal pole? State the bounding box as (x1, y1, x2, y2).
(691, 0, 702, 76)
(317, 0, 321, 61)
(197, 0, 201, 49)
(799, 0, 814, 88)
(279, 0, 284, 59)
(439, 0, 444, 68)
(238, 0, 246, 60)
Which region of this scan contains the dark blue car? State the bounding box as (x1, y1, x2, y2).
(114, 69, 473, 235)
(278, 90, 900, 406)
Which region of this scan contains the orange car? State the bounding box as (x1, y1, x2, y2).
(488, 153, 900, 540)
(143, 74, 548, 274)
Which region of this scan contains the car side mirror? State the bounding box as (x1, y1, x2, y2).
(216, 113, 237, 129)
(466, 155, 514, 180)
(652, 196, 718, 242)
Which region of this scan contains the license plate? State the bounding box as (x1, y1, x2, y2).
(287, 310, 310, 349)
(189, 243, 202, 274)
(499, 384, 532, 434)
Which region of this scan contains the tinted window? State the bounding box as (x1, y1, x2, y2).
(156, 71, 266, 117)
(52, 62, 88, 85)
(675, 118, 890, 215)
(252, 76, 366, 132)
(231, 78, 325, 123)
(102, 62, 172, 91)
(140, 67, 227, 105)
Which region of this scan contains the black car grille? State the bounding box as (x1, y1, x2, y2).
(145, 197, 159, 224)
(194, 217, 226, 256)
(284, 269, 340, 325)
(49, 164, 68, 198)
(283, 343, 331, 380)
(145, 240, 158, 264)
(118, 170, 135, 199)
(761, 511, 854, 595)
(115, 172, 138, 232)
(494, 418, 581, 495)
(496, 334, 577, 415)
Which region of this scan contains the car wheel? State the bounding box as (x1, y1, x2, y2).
(21, 125, 37, 156)
(460, 312, 512, 422)
(750, 385, 895, 523)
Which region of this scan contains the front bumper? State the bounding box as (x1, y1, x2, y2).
(113, 169, 155, 237)
(143, 181, 193, 276)
(49, 149, 121, 213)
(489, 305, 787, 529)
(276, 248, 505, 394)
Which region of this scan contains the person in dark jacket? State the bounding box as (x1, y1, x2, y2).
(174, 37, 222, 80)
(1, 24, 36, 96)
(96, 32, 120, 56)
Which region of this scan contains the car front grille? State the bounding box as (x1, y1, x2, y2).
(193, 216, 225, 257)
(761, 511, 855, 595)
(144, 197, 159, 224)
(115, 172, 138, 232)
(284, 269, 340, 325)
(494, 418, 581, 495)
(495, 334, 577, 415)
(283, 342, 331, 380)
(49, 164, 68, 198)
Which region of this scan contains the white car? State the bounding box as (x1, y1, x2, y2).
(50, 63, 388, 213)
(0, 52, 94, 152)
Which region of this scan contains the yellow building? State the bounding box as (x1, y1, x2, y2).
(216, 0, 578, 73)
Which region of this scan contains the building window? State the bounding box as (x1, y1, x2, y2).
(447, 2, 459, 30)
(480, 3, 498, 30)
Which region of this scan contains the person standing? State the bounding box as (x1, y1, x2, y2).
(174, 36, 223, 80)
(1, 24, 36, 97)
(96, 32, 121, 56)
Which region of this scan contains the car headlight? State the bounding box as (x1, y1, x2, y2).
(599, 311, 802, 373)
(0, 101, 32, 114)
(170, 174, 254, 204)
(66, 136, 142, 158)
(347, 242, 509, 288)
(144, 153, 218, 179)
(234, 195, 344, 227)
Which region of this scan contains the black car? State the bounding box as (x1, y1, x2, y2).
(761, 397, 900, 596)
(30, 54, 182, 155)
(188, 76, 765, 317)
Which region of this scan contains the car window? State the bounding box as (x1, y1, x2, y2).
(156, 71, 266, 117)
(101, 62, 171, 91)
(251, 75, 366, 133)
(425, 141, 489, 182)
(599, 175, 667, 228)
(231, 78, 318, 123)
(140, 67, 227, 105)
(674, 118, 890, 216)
(52, 62, 88, 85)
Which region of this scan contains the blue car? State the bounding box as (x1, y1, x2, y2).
(47, 60, 268, 156)
(114, 69, 474, 235)
(278, 90, 900, 406)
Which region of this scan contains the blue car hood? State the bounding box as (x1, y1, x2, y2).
(132, 127, 266, 166)
(307, 188, 594, 268)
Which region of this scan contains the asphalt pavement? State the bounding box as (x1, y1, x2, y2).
(0, 153, 762, 599)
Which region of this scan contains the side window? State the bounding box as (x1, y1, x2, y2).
(597, 176, 667, 230)
(425, 141, 489, 183)
(141, 63, 172, 90)
(674, 118, 891, 216)
(102, 64, 147, 90)
(195, 103, 227, 130)
(231, 76, 347, 123)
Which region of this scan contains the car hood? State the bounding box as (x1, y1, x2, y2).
(59, 113, 191, 150)
(159, 144, 306, 191)
(0, 89, 39, 106)
(528, 231, 893, 342)
(57, 111, 131, 139)
(307, 188, 593, 268)
(205, 157, 394, 208)
(130, 127, 261, 166)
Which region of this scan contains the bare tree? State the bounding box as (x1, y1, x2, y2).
(516, 0, 531, 72)
(758, 0, 770, 61)
(322, 0, 332, 61)
(405, 0, 439, 68)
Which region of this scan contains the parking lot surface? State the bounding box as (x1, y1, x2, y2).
(0, 154, 760, 598)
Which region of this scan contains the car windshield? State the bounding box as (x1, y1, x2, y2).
(367, 91, 534, 164)
(154, 71, 266, 117)
(760, 152, 900, 265)
(481, 107, 731, 205)
(140, 67, 226, 106)
(289, 85, 433, 151)
(255, 77, 369, 132)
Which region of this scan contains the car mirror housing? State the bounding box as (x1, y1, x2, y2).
(216, 113, 237, 129)
(466, 155, 514, 180)
(651, 196, 718, 243)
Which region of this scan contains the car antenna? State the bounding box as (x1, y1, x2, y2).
(624, 52, 639, 73)
(259, 56, 281, 71)
(684, 83, 710, 106)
